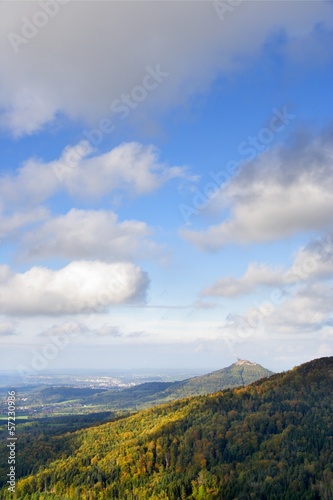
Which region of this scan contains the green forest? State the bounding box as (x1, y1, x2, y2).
(1, 357, 332, 499)
(80, 360, 274, 410)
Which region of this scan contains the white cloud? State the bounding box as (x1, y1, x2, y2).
(94, 325, 122, 338)
(0, 207, 48, 241)
(0, 141, 186, 209)
(288, 235, 333, 283)
(182, 129, 333, 250)
(265, 283, 333, 335)
(0, 261, 149, 315)
(220, 281, 333, 343)
(39, 321, 148, 340)
(39, 321, 89, 338)
(202, 233, 333, 297)
(0, 1, 332, 135)
(56, 142, 186, 198)
(20, 208, 163, 262)
(202, 263, 285, 297)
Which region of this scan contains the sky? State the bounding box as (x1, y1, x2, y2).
(0, 0, 333, 377)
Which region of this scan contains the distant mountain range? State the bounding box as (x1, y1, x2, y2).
(8, 356, 333, 500)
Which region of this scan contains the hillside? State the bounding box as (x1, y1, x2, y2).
(83, 359, 274, 409)
(20, 385, 108, 405)
(4, 356, 333, 499)
(161, 359, 274, 399)
(0, 361, 272, 419)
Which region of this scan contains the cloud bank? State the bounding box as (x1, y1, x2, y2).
(203, 233, 333, 297)
(20, 208, 163, 262)
(0, 142, 186, 210)
(0, 261, 149, 315)
(182, 128, 333, 250)
(1, 1, 332, 135)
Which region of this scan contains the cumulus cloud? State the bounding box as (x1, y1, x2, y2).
(0, 206, 48, 241)
(20, 208, 164, 262)
(219, 281, 333, 343)
(264, 283, 333, 335)
(0, 141, 186, 210)
(0, 261, 149, 315)
(0, 1, 332, 135)
(202, 263, 285, 297)
(182, 128, 333, 250)
(203, 233, 333, 298)
(288, 234, 333, 283)
(54, 142, 186, 199)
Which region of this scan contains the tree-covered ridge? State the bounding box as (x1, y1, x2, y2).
(2, 357, 333, 499)
(0, 412, 129, 490)
(0, 361, 272, 416)
(162, 359, 274, 399)
(82, 360, 274, 410)
(21, 386, 108, 405)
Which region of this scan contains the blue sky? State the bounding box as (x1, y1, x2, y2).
(0, 0, 333, 376)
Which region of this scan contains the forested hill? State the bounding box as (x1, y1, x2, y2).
(6, 356, 333, 500)
(163, 359, 274, 399)
(83, 359, 274, 409)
